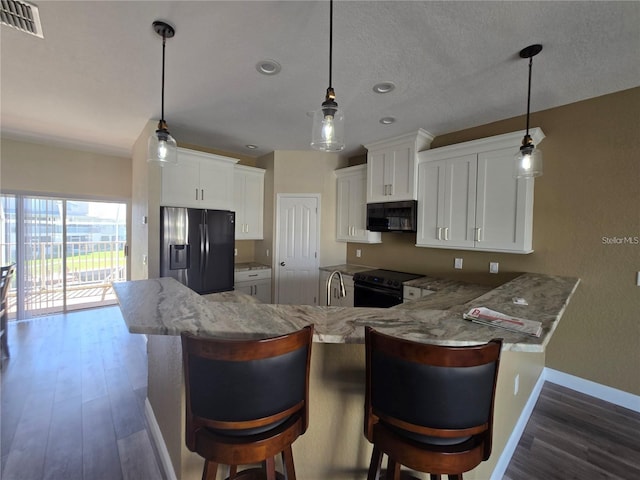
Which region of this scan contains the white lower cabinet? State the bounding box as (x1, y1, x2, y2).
(416, 129, 544, 254)
(235, 269, 272, 303)
(319, 271, 354, 307)
(403, 285, 435, 302)
(335, 165, 381, 244)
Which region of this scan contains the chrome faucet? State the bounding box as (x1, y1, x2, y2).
(326, 270, 346, 306)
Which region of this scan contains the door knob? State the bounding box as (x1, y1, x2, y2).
(280, 262, 286, 266)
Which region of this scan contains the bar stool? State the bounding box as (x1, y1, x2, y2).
(181, 325, 313, 480)
(364, 326, 502, 480)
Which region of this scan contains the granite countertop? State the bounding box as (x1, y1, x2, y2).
(114, 273, 579, 353)
(395, 282, 493, 311)
(404, 275, 472, 291)
(234, 262, 271, 272)
(318, 264, 375, 276)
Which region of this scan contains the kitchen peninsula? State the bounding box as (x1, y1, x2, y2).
(114, 272, 579, 480)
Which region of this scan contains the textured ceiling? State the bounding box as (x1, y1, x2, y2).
(1, 1, 639, 158)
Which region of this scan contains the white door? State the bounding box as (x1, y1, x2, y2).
(275, 195, 320, 305)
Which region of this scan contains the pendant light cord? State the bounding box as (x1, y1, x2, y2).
(161, 33, 167, 123)
(525, 55, 533, 136)
(328, 0, 333, 90)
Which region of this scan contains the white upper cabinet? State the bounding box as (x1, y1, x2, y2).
(234, 165, 265, 240)
(416, 128, 544, 254)
(161, 148, 238, 210)
(335, 165, 381, 244)
(365, 129, 434, 203)
(417, 154, 477, 249)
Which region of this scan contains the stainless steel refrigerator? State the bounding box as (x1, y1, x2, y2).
(160, 207, 235, 294)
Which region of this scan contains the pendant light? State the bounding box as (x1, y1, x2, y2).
(514, 44, 543, 178)
(311, 0, 345, 152)
(148, 20, 178, 165)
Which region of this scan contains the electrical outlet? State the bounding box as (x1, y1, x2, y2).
(142, 254, 147, 265)
(266, 249, 269, 257)
(514, 374, 520, 395)
(454, 258, 463, 269)
(489, 262, 499, 274)
(356, 249, 362, 258)
(637, 271, 640, 286)
(234, 248, 238, 256)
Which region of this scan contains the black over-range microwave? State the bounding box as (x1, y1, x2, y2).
(366, 200, 417, 233)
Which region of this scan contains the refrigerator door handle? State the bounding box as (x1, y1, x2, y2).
(199, 222, 205, 277)
(202, 210, 210, 276)
(204, 221, 210, 274)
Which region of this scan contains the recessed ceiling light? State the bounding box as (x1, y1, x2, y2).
(379, 117, 396, 125)
(373, 82, 395, 94)
(245, 144, 258, 150)
(256, 60, 281, 76)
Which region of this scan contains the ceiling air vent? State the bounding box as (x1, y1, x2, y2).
(1, 0, 43, 38)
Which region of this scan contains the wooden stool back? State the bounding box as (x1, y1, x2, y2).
(181, 325, 313, 480)
(364, 326, 502, 480)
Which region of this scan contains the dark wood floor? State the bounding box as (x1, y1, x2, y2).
(1, 306, 164, 480)
(2, 306, 639, 480)
(504, 381, 640, 480)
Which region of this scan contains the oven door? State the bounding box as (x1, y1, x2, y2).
(354, 283, 403, 308)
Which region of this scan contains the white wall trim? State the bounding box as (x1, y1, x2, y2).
(545, 368, 640, 413)
(145, 398, 178, 480)
(490, 369, 546, 480)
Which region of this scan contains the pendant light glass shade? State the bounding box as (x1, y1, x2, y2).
(148, 21, 178, 166)
(311, 0, 345, 152)
(514, 137, 543, 178)
(148, 121, 178, 165)
(514, 44, 543, 178)
(311, 88, 345, 151)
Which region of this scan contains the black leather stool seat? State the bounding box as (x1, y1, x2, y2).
(364, 327, 502, 480)
(181, 325, 313, 480)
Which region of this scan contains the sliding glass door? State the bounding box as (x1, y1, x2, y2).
(0, 194, 127, 320)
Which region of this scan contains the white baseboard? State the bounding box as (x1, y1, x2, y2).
(490, 369, 546, 480)
(145, 398, 178, 480)
(545, 368, 640, 413)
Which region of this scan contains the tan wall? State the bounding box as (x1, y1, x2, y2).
(0, 137, 131, 199)
(234, 240, 256, 263)
(347, 87, 640, 395)
(130, 120, 159, 280)
(255, 152, 275, 268)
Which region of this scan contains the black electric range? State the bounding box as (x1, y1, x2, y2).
(353, 269, 422, 308)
